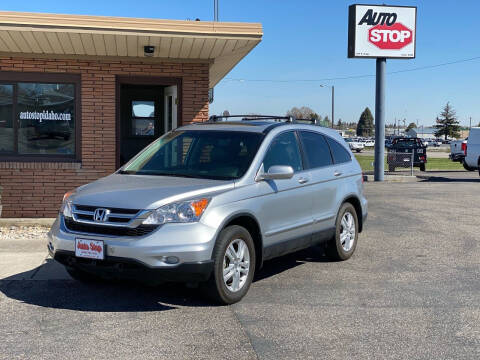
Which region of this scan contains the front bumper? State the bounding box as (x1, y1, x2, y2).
(51, 249, 214, 282)
(48, 215, 218, 277)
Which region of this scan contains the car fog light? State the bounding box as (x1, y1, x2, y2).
(165, 256, 179, 264)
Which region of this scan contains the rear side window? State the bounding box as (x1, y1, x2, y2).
(325, 136, 351, 164)
(263, 131, 303, 172)
(299, 131, 333, 169)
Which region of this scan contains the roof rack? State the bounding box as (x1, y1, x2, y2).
(207, 114, 319, 125)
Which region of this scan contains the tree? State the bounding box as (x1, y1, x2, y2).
(434, 102, 461, 140)
(337, 118, 343, 129)
(286, 106, 319, 120)
(323, 115, 330, 127)
(356, 107, 374, 136)
(405, 122, 417, 132)
(222, 110, 230, 116)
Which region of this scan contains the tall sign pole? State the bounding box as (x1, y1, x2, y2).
(348, 4, 417, 181)
(374, 58, 386, 180)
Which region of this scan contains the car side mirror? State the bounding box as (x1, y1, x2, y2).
(256, 165, 294, 181)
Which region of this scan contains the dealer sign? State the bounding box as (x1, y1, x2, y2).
(348, 4, 417, 58)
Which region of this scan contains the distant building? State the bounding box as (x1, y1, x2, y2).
(405, 127, 437, 139)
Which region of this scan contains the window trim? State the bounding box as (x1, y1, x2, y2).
(0, 72, 81, 163)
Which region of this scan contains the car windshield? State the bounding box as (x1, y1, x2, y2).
(120, 130, 264, 180)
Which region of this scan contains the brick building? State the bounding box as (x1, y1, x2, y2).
(0, 11, 262, 217)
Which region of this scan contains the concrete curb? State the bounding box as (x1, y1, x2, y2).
(363, 174, 418, 182)
(0, 218, 55, 227)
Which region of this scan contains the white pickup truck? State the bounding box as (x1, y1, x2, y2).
(464, 128, 480, 174)
(449, 139, 470, 170)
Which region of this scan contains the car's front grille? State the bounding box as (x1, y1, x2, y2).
(64, 218, 158, 237)
(72, 205, 140, 225)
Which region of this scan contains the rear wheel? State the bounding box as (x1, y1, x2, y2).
(388, 165, 395, 172)
(204, 225, 255, 304)
(326, 203, 358, 261)
(463, 161, 474, 171)
(420, 164, 426, 172)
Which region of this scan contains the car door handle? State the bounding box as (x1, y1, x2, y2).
(334, 171, 342, 177)
(298, 177, 309, 184)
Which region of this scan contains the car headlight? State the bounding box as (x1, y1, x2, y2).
(60, 190, 75, 218)
(143, 198, 211, 225)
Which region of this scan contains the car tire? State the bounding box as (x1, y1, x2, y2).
(389, 165, 395, 172)
(420, 164, 426, 172)
(66, 267, 102, 283)
(356, 149, 361, 153)
(463, 161, 474, 171)
(204, 225, 256, 305)
(326, 203, 359, 261)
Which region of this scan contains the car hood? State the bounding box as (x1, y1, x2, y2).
(71, 174, 234, 210)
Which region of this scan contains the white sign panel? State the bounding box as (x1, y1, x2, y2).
(348, 4, 416, 58)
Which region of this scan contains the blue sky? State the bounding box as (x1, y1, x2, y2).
(4, 0, 479, 126)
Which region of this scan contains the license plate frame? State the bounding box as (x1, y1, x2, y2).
(75, 238, 105, 260)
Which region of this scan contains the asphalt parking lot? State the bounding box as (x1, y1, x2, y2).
(0, 171, 479, 360)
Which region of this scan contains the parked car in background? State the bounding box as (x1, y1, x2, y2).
(345, 138, 365, 153)
(364, 138, 375, 147)
(464, 128, 480, 175)
(387, 137, 427, 172)
(449, 139, 472, 171)
(48, 115, 368, 304)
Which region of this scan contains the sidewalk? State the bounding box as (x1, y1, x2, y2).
(0, 230, 70, 281)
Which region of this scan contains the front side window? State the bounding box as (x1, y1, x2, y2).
(299, 131, 333, 169)
(263, 131, 303, 172)
(325, 136, 351, 164)
(0, 77, 78, 160)
(122, 130, 263, 180)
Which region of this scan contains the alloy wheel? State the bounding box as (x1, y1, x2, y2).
(223, 238, 250, 292)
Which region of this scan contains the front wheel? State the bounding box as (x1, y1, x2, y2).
(205, 225, 256, 304)
(326, 203, 359, 261)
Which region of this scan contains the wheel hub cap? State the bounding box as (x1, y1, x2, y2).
(223, 239, 250, 292)
(340, 211, 356, 252)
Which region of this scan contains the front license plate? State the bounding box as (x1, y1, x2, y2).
(75, 238, 104, 260)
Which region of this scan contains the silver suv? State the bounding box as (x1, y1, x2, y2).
(48, 115, 367, 304)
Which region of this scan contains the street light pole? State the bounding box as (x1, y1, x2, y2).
(331, 85, 335, 129)
(320, 84, 334, 128)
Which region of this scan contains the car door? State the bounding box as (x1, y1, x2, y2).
(256, 131, 314, 258)
(298, 131, 338, 242)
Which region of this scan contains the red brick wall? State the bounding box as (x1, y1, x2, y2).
(0, 56, 209, 218)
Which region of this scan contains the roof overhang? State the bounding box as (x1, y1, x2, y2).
(0, 11, 262, 87)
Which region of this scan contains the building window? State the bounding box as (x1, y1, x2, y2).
(0, 74, 79, 161)
(132, 100, 155, 136)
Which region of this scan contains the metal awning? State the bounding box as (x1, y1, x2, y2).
(0, 11, 263, 87)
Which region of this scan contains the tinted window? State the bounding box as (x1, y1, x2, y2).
(123, 130, 263, 180)
(0, 84, 13, 153)
(326, 136, 351, 164)
(17, 83, 75, 155)
(263, 131, 303, 172)
(299, 131, 333, 169)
